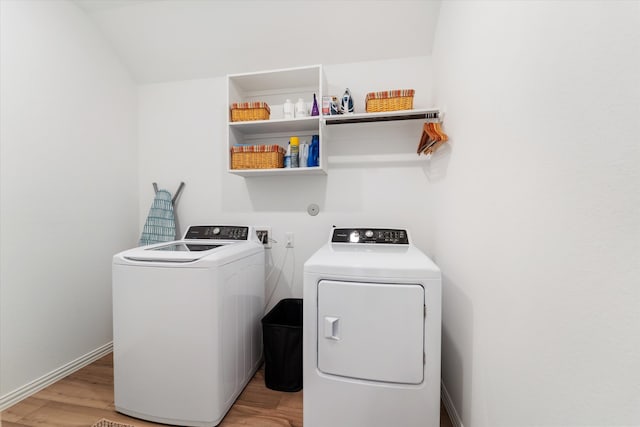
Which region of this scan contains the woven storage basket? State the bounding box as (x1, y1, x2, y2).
(231, 144, 285, 169)
(92, 420, 135, 427)
(230, 101, 271, 122)
(365, 89, 415, 113)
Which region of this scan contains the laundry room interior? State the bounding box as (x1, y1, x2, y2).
(1, 1, 638, 427)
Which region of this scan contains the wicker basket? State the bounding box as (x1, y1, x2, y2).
(365, 89, 415, 113)
(230, 101, 271, 122)
(231, 144, 285, 169)
(92, 420, 135, 427)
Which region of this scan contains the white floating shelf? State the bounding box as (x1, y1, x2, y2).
(229, 166, 326, 177)
(229, 116, 320, 135)
(323, 108, 440, 125)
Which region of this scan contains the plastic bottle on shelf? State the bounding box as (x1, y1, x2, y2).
(283, 99, 294, 119)
(284, 142, 291, 168)
(299, 140, 309, 167)
(308, 135, 319, 167)
(311, 94, 319, 116)
(295, 98, 307, 118)
(290, 136, 299, 168)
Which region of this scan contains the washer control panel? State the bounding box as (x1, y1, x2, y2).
(184, 226, 249, 240)
(331, 228, 409, 245)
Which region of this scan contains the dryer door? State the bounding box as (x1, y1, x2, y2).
(317, 280, 424, 384)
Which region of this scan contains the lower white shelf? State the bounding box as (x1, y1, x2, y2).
(229, 166, 326, 177)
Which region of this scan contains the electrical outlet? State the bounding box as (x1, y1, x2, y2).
(255, 227, 272, 249)
(285, 232, 294, 248)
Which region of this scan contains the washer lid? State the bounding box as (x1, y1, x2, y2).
(123, 242, 233, 263)
(113, 238, 257, 264)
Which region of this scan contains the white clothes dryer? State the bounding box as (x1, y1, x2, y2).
(303, 227, 442, 427)
(112, 225, 264, 427)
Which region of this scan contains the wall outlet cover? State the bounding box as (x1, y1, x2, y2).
(255, 227, 272, 248)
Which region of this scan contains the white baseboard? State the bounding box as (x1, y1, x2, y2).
(0, 341, 113, 411)
(441, 379, 464, 427)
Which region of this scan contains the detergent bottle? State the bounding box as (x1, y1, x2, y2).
(308, 135, 319, 167)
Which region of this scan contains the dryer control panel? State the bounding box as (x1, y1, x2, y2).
(184, 226, 249, 240)
(331, 228, 409, 245)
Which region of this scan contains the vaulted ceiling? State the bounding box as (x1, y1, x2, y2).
(73, 0, 442, 84)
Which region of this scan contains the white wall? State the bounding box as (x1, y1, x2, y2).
(137, 56, 435, 309)
(80, 0, 441, 83)
(4, 2, 637, 424)
(0, 0, 138, 396)
(431, 1, 640, 426)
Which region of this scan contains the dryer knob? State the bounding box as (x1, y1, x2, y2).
(365, 230, 374, 238)
(213, 227, 220, 235)
(349, 231, 360, 243)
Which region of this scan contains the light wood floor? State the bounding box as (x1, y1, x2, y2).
(1, 353, 453, 426)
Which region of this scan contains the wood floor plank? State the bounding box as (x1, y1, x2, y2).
(66, 363, 114, 386)
(223, 402, 303, 427)
(14, 402, 111, 427)
(2, 353, 453, 426)
(0, 398, 49, 423)
(219, 404, 296, 427)
(235, 384, 285, 410)
(15, 400, 156, 427)
(31, 378, 113, 410)
(277, 392, 303, 411)
(0, 421, 31, 427)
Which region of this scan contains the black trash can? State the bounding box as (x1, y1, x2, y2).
(261, 298, 303, 392)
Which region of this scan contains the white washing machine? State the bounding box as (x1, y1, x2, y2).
(112, 225, 264, 427)
(303, 227, 442, 427)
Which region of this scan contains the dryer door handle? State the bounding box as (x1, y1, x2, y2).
(324, 316, 340, 341)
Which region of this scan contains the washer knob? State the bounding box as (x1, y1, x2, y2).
(349, 231, 360, 243)
(213, 227, 220, 235)
(365, 230, 374, 238)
